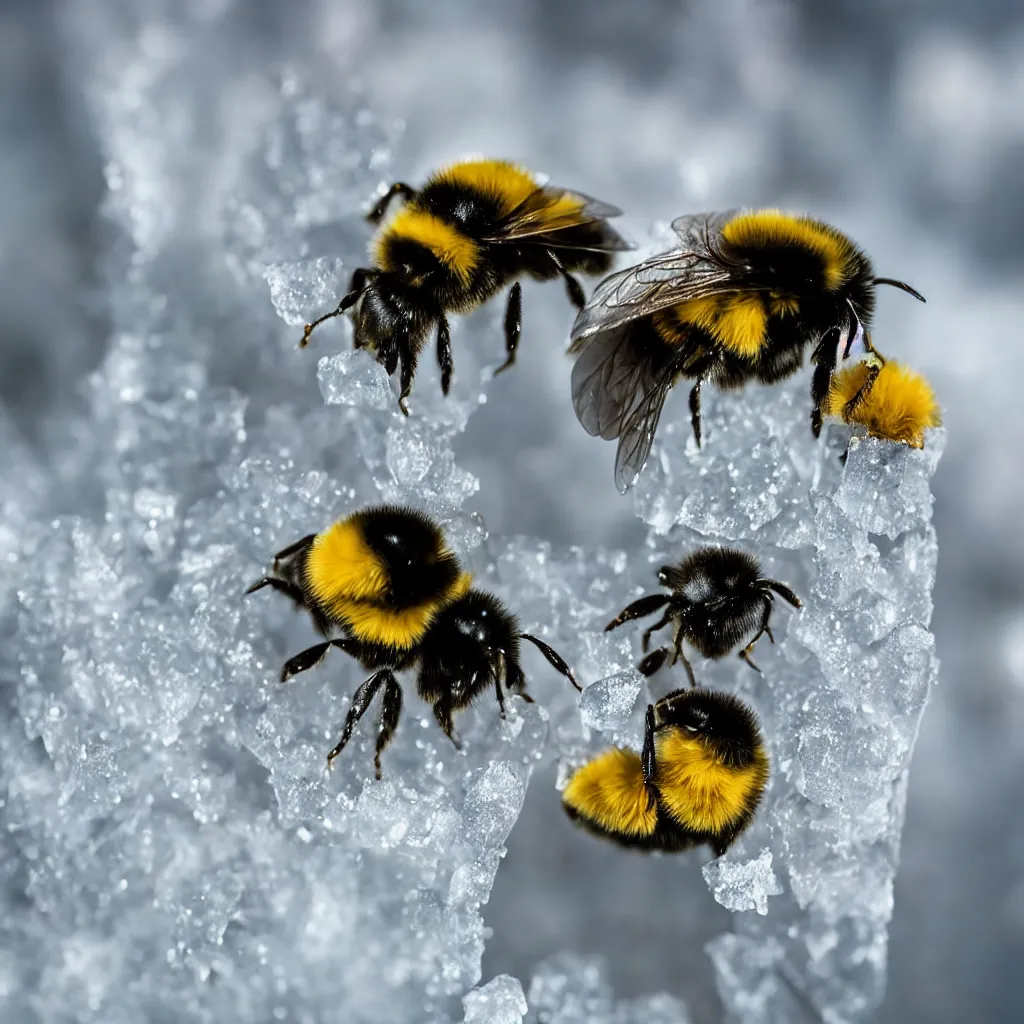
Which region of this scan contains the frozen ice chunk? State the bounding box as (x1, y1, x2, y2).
(463, 974, 528, 1024)
(264, 257, 347, 327)
(703, 848, 783, 916)
(317, 350, 394, 410)
(578, 670, 644, 735)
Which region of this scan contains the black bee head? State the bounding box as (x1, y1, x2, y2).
(351, 273, 432, 374)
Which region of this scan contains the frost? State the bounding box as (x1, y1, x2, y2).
(0, 5, 942, 1024)
(703, 848, 784, 916)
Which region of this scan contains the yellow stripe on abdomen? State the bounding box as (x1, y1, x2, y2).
(374, 208, 479, 286)
(669, 293, 768, 358)
(562, 748, 658, 839)
(653, 728, 769, 835)
(305, 519, 389, 608)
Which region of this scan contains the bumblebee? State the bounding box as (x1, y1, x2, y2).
(826, 348, 941, 449)
(562, 688, 769, 855)
(245, 504, 579, 777)
(301, 158, 631, 413)
(568, 209, 925, 490)
(604, 547, 801, 686)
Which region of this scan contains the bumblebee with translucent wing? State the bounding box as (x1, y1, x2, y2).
(245, 505, 580, 778)
(301, 159, 632, 413)
(568, 209, 925, 491)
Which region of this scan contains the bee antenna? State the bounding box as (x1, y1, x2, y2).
(519, 633, 582, 692)
(873, 277, 926, 303)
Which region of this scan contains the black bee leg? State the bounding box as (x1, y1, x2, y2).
(843, 362, 881, 419)
(520, 633, 582, 691)
(365, 182, 417, 224)
(435, 315, 453, 395)
(326, 668, 388, 768)
(271, 533, 317, 568)
(763, 579, 802, 608)
(373, 674, 404, 780)
(547, 250, 586, 309)
(638, 647, 670, 677)
(688, 379, 704, 447)
(244, 576, 305, 603)
(494, 673, 507, 719)
(495, 281, 522, 376)
(604, 593, 670, 633)
(738, 604, 772, 675)
(397, 341, 419, 417)
(666, 626, 697, 688)
(640, 611, 673, 653)
(301, 267, 373, 348)
(432, 700, 462, 750)
(809, 337, 837, 438)
(765, 625, 775, 644)
(641, 704, 658, 808)
(280, 636, 361, 682)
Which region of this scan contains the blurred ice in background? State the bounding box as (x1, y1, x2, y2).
(2, 0, 1022, 1021)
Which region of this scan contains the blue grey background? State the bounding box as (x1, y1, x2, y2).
(3, 1, 1022, 1020)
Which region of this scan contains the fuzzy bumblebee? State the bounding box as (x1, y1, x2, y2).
(826, 353, 941, 449)
(568, 209, 925, 490)
(301, 158, 631, 413)
(245, 504, 579, 777)
(562, 689, 769, 855)
(604, 547, 801, 686)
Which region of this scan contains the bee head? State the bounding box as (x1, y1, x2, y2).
(656, 689, 762, 769)
(350, 273, 433, 374)
(357, 505, 462, 610)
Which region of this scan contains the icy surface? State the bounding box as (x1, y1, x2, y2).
(0, 4, 942, 1024)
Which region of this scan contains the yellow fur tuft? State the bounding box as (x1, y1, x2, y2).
(562, 748, 659, 839)
(330, 572, 473, 649)
(769, 292, 800, 317)
(305, 519, 389, 608)
(654, 727, 769, 835)
(721, 210, 857, 293)
(670, 293, 768, 358)
(428, 159, 539, 215)
(827, 359, 941, 449)
(375, 208, 479, 285)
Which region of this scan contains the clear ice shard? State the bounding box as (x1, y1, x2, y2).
(0, 5, 941, 1023)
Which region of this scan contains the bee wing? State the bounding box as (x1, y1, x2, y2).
(485, 186, 632, 250)
(570, 323, 678, 492)
(669, 209, 741, 246)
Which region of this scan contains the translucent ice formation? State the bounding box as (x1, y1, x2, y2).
(0, 5, 941, 1024)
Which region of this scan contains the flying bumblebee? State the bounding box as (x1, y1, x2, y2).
(301, 158, 631, 414)
(604, 546, 801, 686)
(245, 504, 580, 777)
(568, 209, 925, 491)
(826, 347, 941, 449)
(562, 688, 769, 855)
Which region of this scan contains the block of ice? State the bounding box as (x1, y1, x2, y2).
(462, 974, 528, 1024)
(703, 848, 783, 916)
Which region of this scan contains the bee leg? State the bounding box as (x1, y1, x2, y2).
(494, 281, 522, 376)
(281, 636, 361, 683)
(641, 704, 658, 807)
(397, 342, 419, 417)
(520, 632, 582, 692)
(604, 593, 670, 633)
(326, 668, 388, 769)
(688, 379, 704, 447)
(372, 674, 404, 780)
(432, 700, 462, 750)
(641, 611, 673, 653)
(763, 579, 801, 608)
(244, 576, 304, 603)
(809, 340, 837, 438)
(547, 250, 586, 309)
(843, 362, 881, 419)
(365, 182, 417, 224)
(301, 267, 372, 348)
(494, 674, 507, 719)
(270, 533, 317, 568)
(638, 647, 670, 677)
(673, 644, 698, 689)
(435, 315, 453, 395)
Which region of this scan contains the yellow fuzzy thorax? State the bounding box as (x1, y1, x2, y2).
(828, 359, 941, 449)
(428, 159, 540, 215)
(657, 293, 769, 359)
(562, 748, 658, 838)
(654, 727, 769, 835)
(721, 209, 857, 293)
(374, 208, 479, 286)
(329, 572, 473, 650)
